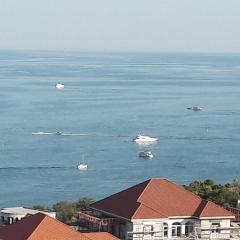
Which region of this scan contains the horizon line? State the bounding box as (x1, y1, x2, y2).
(0, 48, 240, 55)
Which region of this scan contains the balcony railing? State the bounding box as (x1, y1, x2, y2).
(228, 207, 240, 221)
(78, 211, 121, 226)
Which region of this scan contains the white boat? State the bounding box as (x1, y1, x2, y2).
(76, 155, 88, 171)
(187, 106, 203, 111)
(139, 151, 154, 158)
(55, 83, 65, 89)
(77, 163, 88, 171)
(132, 135, 158, 143)
(32, 131, 62, 135)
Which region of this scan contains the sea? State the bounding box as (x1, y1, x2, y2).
(0, 51, 240, 207)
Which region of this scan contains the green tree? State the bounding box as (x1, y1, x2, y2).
(184, 179, 240, 208)
(52, 201, 77, 223)
(76, 197, 95, 211)
(33, 204, 48, 211)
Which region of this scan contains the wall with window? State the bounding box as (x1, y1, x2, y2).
(131, 219, 166, 240)
(200, 219, 231, 239)
(163, 218, 200, 238)
(130, 218, 201, 240)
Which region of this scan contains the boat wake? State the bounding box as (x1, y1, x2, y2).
(32, 132, 95, 136)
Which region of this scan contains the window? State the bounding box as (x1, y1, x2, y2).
(163, 223, 168, 237)
(185, 221, 194, 236)
(144, 225, 154, 237)
(172, 222, 181, 237)
(144, 225, 153, 233)
(211, 223, 220, 233)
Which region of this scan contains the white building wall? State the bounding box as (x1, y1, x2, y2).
(0, 207, 56, 225)
(200, 218, 231, 239)
(131, 219, 164, 240)
(130, 218, 202, 240)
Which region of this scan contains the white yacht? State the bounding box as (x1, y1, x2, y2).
(139, 151, 154, 158)
(187, 106, 203, 111)
(132, 135, 158, 143)
(55, 83, 65, 89)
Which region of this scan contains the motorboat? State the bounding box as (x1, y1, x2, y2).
(76, 163, 88, 171)
(32, 131, 62, 135)
(139, 151, 154, 158)
(55, 132, 63, 135)
(55, 83, 65, 89)
(132, 135, 158, 143)
(187, 106, 203, 111)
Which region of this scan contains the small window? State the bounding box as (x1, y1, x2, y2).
(163, 223, 168, 237)
(144, 225, 153, 233)
(172, 222, 181, 237)
(185, 221, 194, 236)
(211, 223, 220, 233)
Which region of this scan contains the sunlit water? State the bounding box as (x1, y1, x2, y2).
(0, 51, 240, 207)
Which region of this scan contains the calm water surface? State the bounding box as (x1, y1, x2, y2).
(0, 51, 240, 206)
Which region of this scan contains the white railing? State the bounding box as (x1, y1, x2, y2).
(126, 226, 240, 240)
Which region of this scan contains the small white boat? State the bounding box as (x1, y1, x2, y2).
(76, 155, 88, 171)
(132, 135, 158, 143)
(55, 83, 65, 89)
(139, 151, 154, 158)
(32, 131, 62, 135)
(187, 106, 203, 111)
(77, 163, 88, 171)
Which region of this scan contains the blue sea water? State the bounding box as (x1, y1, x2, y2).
(0, 51, 240, 207)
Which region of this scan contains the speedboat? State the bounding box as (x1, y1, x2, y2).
(187, 106, 203, 111)
(132, 135, 158, 143)
(32, 131, 62, 135)
(56, 83, 65, 89)
(76, 163, 88, 171)
(139, 151, 154, 158)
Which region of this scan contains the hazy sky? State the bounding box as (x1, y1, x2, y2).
(0, 0, 240, 52)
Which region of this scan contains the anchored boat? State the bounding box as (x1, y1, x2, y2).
(132, 135, 158, 143)
(139, 151, 154, 158)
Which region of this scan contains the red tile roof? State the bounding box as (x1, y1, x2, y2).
(83, 232, 120, 240)
(0, 213, 118, 240)
(91, 178, 235, 220)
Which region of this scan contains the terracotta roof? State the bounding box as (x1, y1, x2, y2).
(91, 178, 234, 220)
(0, 213, 118, 240)
(83, 232, 119, 240)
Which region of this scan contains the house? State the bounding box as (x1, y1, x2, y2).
(79, 178, 235, 239)
(0, 212, 119, 240)
(0, 207, 56, 225)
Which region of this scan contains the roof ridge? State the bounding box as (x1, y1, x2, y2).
(199, 200, 210, 216)
(135, 178, 172, 202)
(132, 202, 168, 219)
(136, 178, 152, 203)
(26, 214, 46, 240)
(28, 213, 89, 240)
(92, 179, 151, 206)
(136, 178, 203, 204)
(165, 178, 204, 202)
(199, 200, 234, 217)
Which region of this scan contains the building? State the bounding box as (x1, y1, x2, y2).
(0, 207, 56, 225)
(79, 178, 235, 239)
(0, 212, 119, 240)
